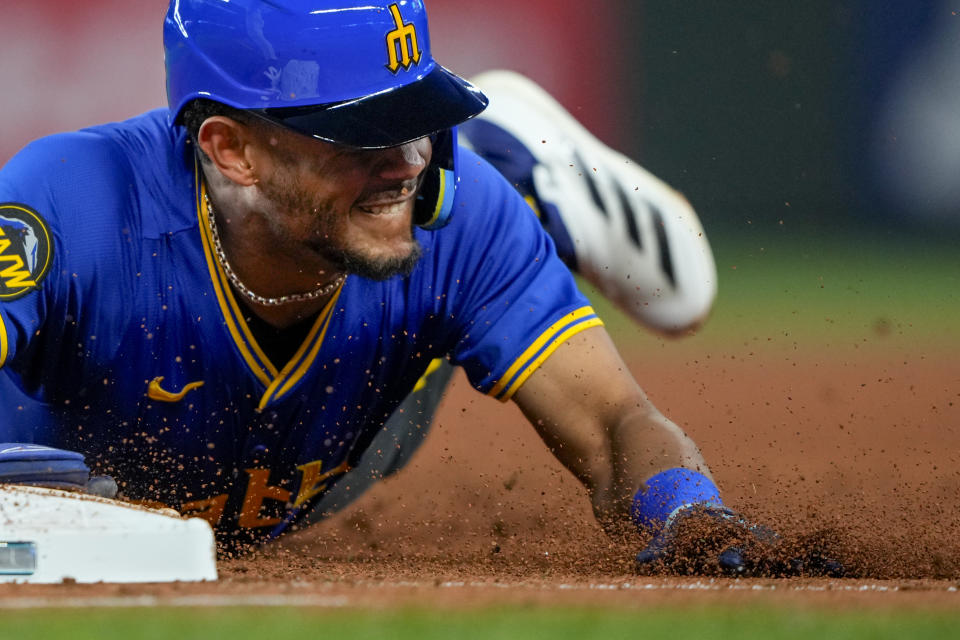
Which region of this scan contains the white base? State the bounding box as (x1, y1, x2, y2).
(0, 485, 217, 583)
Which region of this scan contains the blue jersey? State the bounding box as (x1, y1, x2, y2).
(0, 110, 602, 545)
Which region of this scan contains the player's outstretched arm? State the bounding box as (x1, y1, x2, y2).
(511, 326, 711, 527)
(511, 326, 843, 577)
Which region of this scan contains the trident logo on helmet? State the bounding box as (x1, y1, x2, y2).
(385, 3, 421, 73)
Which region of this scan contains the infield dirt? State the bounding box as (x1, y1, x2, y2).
(2, 336, 959, 609)
(226, 335, 960, 607)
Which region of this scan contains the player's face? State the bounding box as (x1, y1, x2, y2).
(251, 125, 432, 280)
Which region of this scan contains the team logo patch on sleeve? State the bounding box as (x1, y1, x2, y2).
(0, 203, 54, 300)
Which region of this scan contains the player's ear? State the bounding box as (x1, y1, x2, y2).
(196, 116, 258, 186)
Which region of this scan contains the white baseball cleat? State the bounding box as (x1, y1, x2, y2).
(463, 70, 717, 334)
(0, 485, 217, 583)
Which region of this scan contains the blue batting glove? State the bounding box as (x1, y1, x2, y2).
(632, 469, 843, 577)
(635, 503, 778, 575)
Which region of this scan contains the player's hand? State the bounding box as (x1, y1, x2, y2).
(634, 505, 845, 577)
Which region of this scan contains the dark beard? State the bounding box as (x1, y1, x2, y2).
(259, 173, 424, 281)
(318, 239, 423, 281)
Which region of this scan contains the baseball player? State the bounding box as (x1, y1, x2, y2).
(0, 0, 808, 574)
(309, 68, 718, 521)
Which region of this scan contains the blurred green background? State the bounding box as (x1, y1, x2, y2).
(638, 1, 844, 235)
(638, 1, 959, 238)
(632, 2, 959, 348)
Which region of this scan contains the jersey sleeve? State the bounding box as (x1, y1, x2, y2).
(0, 140, 63, 374)
(0, 131, 136, 385)
(441, 148, 604, 401)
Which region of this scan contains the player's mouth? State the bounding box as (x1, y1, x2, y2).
(354, 178, 421, 217)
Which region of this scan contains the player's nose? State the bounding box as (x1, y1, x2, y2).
(372, 139, 429, 181)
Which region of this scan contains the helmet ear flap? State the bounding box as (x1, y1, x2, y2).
(414, 128, 458, 230)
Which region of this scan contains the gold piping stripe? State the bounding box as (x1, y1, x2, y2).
(487, 306, 598, 398)
(195, 178, 276, 386)
(195, 165, 346, 408)
(498, 317, 604, 402)
(199, 181, 279, 378)
(259, 286, 341, 409)
(273, 292, 338, 400)
(413, 357, 444, 392)
(523, 194, 542, 219)
(427, 168, 447, 226)
(0, 313, 8, 368)
(209, 245, 281, 377)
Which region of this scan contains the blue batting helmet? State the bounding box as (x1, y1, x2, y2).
(163, 0, 488, 149)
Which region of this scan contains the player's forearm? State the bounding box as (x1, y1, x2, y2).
(512, 326, 713, 531)
(519, 384, 711, 535)
(589, 400, 713, 531)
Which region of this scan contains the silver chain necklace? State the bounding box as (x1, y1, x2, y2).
(203, 191, 346, 307)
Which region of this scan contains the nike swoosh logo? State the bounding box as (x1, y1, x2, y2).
(147, 376, 205, 403)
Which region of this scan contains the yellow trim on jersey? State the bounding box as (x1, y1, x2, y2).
(487, 306, 603, 402)
(194, 163, 344, 409)
(196, 179, 278, 386)
(413, 357, 444, 392)
(499, 317, 603, 401)
(0, 313, 8, 368)
(258, 286, 341, 409)
(523, 194, 542, 219)
(488, 306, 596, 398)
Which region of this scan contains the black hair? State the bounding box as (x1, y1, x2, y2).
(180, 99, 257, 144)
